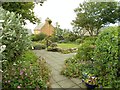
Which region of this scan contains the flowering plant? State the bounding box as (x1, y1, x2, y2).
(82, 73, 98, 85)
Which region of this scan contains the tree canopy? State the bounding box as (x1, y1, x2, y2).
(72, 1, 118, 36)
(1, 1, 46, 24)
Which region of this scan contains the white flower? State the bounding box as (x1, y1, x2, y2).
(0, 45, 6, 53)
(0, 69, 3, 72)
(13, 62, 17, 65)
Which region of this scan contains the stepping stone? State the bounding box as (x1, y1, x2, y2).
(53, 74, 67, 82)
(57, 79, 76, 88)
(51, 83, 61, 88)
(51, 70, 60, 75)
(70, 78, 82, 85)
(50, 78, 56, 84)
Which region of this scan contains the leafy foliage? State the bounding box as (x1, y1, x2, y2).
(1, 8, 31, 62)
(33, 44, 46, 50)
(2, 51, 51, 88)
(72, 1, 118, 36)
(61, 27, 119, 88)
(31, 33, 47, 41)
(75, 38, 83, 44)
(93, 27, 119, 88)
(1, 1, 47, 24)
(76, 40, 95, 61)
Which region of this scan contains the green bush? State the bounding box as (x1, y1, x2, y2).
(31, 33, 47, 41)
(93, 27, 119, 88)
(44, 37, 53, 47)
(75, 38, 83, 44)
(2, 51, 51, 88)
(63, 32, 78, 42)
(60, 48, 77, 54)
(61, 56, 94, 78)
(1, 8, 31, 62)
(50, 43, 57, 48)
(61, 27, 119, 88)
(76, 41, 95, 61)
(61, 57, 81, 77)
(48, 35, 59, 42)
(47, 47, 61, 52)
(33, 44, 46, 50)
(83, 36, 97, 43)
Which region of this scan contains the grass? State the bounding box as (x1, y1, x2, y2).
(57, 43, 80, 49)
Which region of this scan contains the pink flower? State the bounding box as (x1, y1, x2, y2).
(20, 70, 24, 75)
(17, 86, 21, 88)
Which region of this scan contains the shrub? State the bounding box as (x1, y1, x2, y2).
(1, 8, 31, 62)
(75, 38, 83, 44)
(61, 57, 86, 78)
(93, 27, 119, 88)
(83, 36, 97, 43)
(44, 37, 53, 47)
(2, 51, 51, 88)
(48, 35, 59, 42)
(76, 41, 95, 61)
(61, 56, 94, 78)
(47, 47, 61, 52)
(60, 49, 71, 54)
(31, 33, 47, 41)
(63, 32, 78, 42)
(60, 48, 77, 54)
(50, 43, 57, 48)
(33, 44, 46, 50)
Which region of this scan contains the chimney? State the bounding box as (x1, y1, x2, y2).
(45, 18, 52, 24)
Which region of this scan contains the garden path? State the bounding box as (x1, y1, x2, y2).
(33, 50, 86, 89)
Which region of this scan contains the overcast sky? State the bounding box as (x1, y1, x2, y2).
(25, 0, 84, 33)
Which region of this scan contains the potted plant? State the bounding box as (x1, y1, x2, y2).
(82, 73, 99, 90)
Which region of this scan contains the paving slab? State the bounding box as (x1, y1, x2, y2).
(52, 74, 67, 82)
(50, 77, 56, 84)
(79, 82, 87, 88)
(57, 79, 76, 88)
(33, 50, 82, 89)
(70, 78, 82, 85)
(51, 83, 61, 88)
(51, 69, 60, 75)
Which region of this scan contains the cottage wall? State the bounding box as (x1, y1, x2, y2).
(40, 22, 54, 36)
(34, 18, 55, 36)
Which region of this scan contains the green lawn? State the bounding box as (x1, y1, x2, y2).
(57, 43, 80, 49)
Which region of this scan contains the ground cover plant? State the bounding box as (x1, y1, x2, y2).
(61, 27, 119, 88)
(2, 51, 51, 88)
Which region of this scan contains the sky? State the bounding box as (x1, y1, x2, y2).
(25, 0, 84, 33)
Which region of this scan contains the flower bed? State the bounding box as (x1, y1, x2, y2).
(2, 51, 51, 88)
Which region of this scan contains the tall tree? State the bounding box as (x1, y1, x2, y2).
(72, 1, 118, 36)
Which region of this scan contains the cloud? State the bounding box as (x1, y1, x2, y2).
(25, 0, 84, 32)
